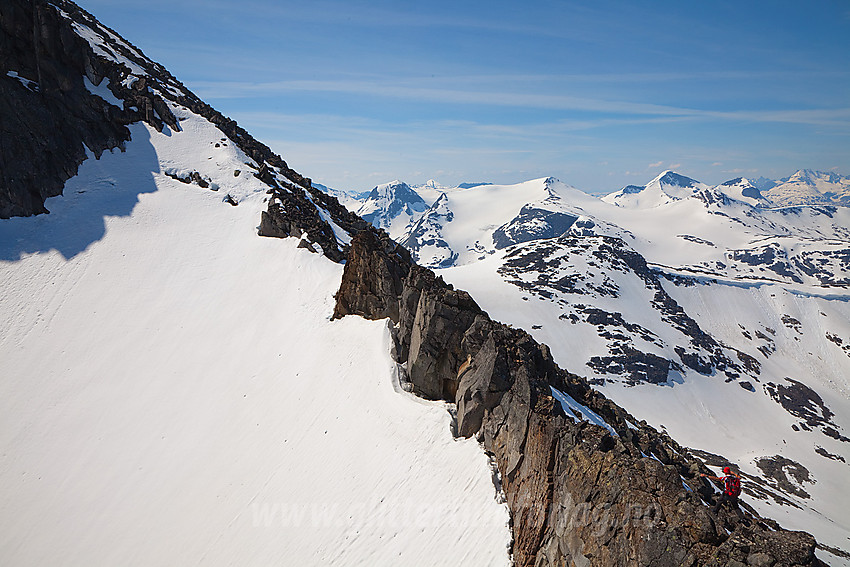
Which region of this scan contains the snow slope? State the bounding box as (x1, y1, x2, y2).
(0, 110, 511, 566)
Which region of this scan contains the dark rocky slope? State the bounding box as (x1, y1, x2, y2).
(334, 229, 826, 567)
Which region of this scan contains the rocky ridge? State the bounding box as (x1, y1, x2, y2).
(332, 229, 826, 567)
(2, 0, 360, 263)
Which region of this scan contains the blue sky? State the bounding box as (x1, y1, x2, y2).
(79, 0, 850, 194)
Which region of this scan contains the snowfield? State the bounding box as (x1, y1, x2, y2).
(0, 112, 511, 566)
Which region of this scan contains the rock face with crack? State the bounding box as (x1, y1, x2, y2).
(1, 0, 150, 217)
(334, 229, 825, 567)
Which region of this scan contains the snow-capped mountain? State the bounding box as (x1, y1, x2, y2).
(603, 171, 711, 208)
(716, 177, 772, 208)
(401, 177, 595, 268)
(763, 169, 850, 208)
(359, 172, 850, 560)
(356, 180, 429, 240)
(599, 169, 850, 210)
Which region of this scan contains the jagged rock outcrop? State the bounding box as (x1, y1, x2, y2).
(334, 228, 825, 567)
(333, 229, 412, 321)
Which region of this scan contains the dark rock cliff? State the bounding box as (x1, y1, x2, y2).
(334, 229, 825, 567)
(2, 0, 139, 217)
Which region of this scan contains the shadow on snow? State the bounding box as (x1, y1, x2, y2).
(0, 124, 161, 261)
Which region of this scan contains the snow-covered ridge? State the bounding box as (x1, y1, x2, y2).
(0, 120, 512, 563)
(602, 170, 711, 209)
(337, 171, 850, 282)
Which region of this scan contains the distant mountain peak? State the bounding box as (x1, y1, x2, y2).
(654, 170, 700, 188)
(356, 180, 428, 240)
(602, 171, 706, 209)
(787, 168, 843, 185)
(764, 169, 850, 207)
(717, 177, 767, 205)
(752, 176, 779, 191)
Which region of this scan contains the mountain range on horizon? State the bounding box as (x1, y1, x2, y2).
(326, 168, 850, 219)
(2, 1, 849, 566)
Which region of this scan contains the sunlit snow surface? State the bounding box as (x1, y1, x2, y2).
(0, 110, 510, 566)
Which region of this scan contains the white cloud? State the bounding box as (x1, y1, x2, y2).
(194, 77, 850, 128)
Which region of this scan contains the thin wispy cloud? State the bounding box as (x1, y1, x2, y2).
(198, 78, 850, 127)
(82, 0, 850, 192)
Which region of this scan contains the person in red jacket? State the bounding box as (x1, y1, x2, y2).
(701, 466, 743, 517)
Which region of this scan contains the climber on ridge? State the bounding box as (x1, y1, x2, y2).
(701, 466, 743, 517)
